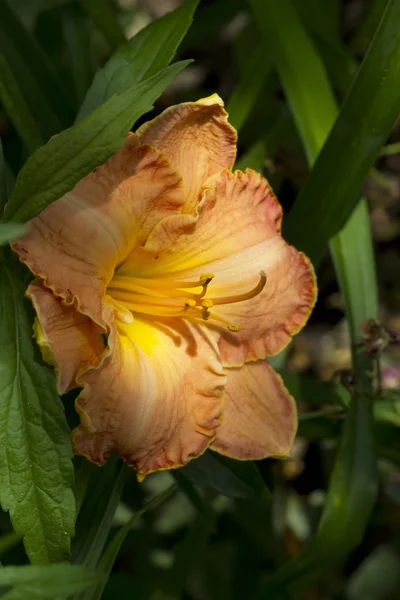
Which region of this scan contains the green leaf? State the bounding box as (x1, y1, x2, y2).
(283, 0, 400, 264)
(0, 53, 44, 154)
(180, 0, 242, 51)
(0, 262, 75, 563)
(281, 371, 349, 408)
(0, 531, 22, 558)
(257, 357, 377, 599)
(226, 43, 271, 132)
(346, 545, 400, 600)
(151, 509, 216, 600)
(0, 223, 26, 246)
(293, 0, 358, 98)
(330, 200, 378, 340)
(180, 451, 266, 498)
(250, 0, 337, 166)
(249, 0, 379, 596)
(85, 484, 176, 600)
(0, 139, 8, 212)
(0, 0, 72, 139)
(81, 0, 125, 51)
(72, 457, 128, 570)
(171, 470, 214, 521)
(3, 60, 189, 224)
(0, 563, 97, 600)
(77, 0, 199, 121)
(62, 4, 95, 106)
(350, 0, 388, 55)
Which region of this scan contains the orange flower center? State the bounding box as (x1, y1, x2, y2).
(107, 271, 266, 332)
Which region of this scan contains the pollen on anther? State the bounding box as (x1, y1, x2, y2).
(201, 299, 214, 309)
(200, 273, 214, 286)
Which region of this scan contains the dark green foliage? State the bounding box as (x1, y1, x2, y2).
(0, 1, 399, 599)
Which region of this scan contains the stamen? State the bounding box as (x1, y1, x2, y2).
(209, 271, 266, 306)
(114, 302, 192, 317)
(112, 274, 205, 290)
(107, 270, 264, 333)
(201, 299, 214, 309)
(203, 311, 241, 332)
(109, 298, 134, 324)
(200, 273, 214, 286)
(111, 289, 192, 309)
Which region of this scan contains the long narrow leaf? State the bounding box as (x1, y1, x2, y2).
(0, 53, 44, 154)
(0, 0, 73, 137)
(85, 484, 176, 600)
(72, 458, 128, 569)
(249, 0, 380, 596)
(226, 43, 271, 132)
(0, 139, 8, 212)
(81, 0, 125, 51)
(283, 0, 400, 263)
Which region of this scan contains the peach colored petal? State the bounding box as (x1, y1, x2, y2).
(136, 95, 237, 213)
(27, 280, 105, 394)
(12, 135, 184, 325)
(211, 361, 297, 459)
(122, 168, 283, 275)
(119, 169, 316, 363)
(72, 314, 226, 476)
(216, 245, 316, 364)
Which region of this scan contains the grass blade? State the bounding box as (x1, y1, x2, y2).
(85, 484, 176, 600)
(226, 43, 271, 132)
(249, 0, 380, 595)
(81, 0, 125, 51)
(0, 53, 44, 153)
(0, 0, 72, 138)
(282, 0, 400, 264)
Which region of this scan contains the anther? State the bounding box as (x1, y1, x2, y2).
(201, 299, 214, 309)
(201, 308, 211, 321)
(185, 300, 196, 308)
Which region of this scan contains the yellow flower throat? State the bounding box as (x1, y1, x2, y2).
(107, 271, 266, 332)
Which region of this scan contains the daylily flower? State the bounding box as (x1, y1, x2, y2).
(12, 94, 316, 478)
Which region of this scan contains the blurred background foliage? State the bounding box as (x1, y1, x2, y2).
(0, 0, 400, 599)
